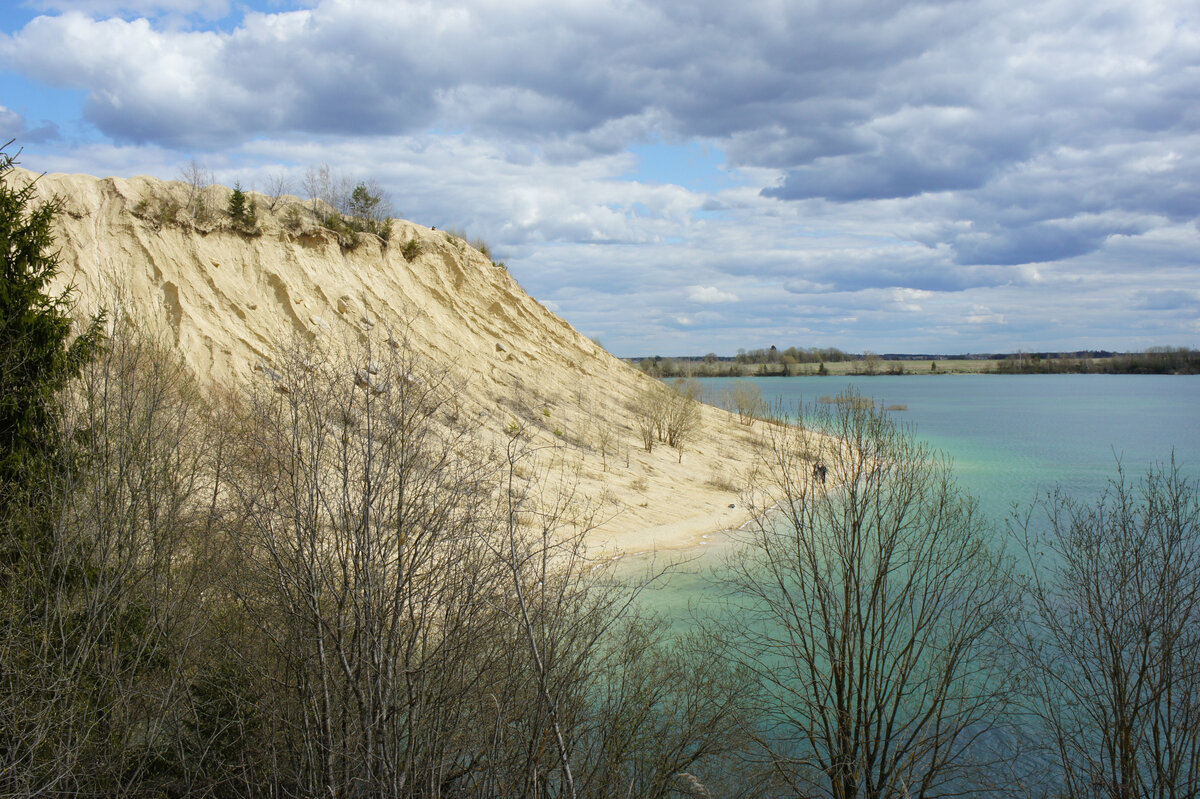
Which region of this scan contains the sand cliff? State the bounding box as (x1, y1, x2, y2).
(23, 168, 766, 555)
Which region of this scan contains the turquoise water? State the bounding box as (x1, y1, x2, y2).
(630, 374, 1200, 618)
(701, 374, 1200, 525)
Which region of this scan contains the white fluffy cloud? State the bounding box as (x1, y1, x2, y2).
(687, 285, 739, 304)
(2, 0, 1199, 353)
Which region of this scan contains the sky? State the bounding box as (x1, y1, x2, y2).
(2, 0, 1199, 356)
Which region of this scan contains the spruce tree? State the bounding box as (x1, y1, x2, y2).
(226, 180, 255, 231)
(0, 141, 103, 539)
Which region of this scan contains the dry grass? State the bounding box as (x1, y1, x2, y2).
(706, 464, 739, 492)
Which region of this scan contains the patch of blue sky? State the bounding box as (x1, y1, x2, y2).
(1, 72, 83, 119)
(1, 4, 46, 29)
(193, 0, 297, 29)
(246, 0, 312, 16)
(623, 139, 746, 192)
(0, 74, 98, 144)
(3, 0, 293, 30)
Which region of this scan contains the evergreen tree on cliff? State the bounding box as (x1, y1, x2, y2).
(0, 141, 102, 550)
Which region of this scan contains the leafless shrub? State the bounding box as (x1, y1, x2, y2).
(222, 330, 506, 796)
(1013, 458, 1200, 798)
(713, 389, 1020, 798)
(262, 170, 291, 211)
(0, 316, 232, 796)
(724, 380, 766, 425)
(179, 158, 214, 223)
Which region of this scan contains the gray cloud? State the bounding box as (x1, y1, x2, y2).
(0, 105, 59, 143)
(1131, 290, 1200, 313)
(953, 216, 1151, 267)
(6, 0, 1191, 268)
(4, 0, 1200, 352)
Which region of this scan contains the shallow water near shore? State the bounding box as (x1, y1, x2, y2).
(626, 374, 1200, 620)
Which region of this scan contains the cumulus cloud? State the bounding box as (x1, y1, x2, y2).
(687, 285, 739, 304)
(963, 305, 1006, 326)
(3, 0, 1200, 352)
(0, 105, 59, 143)
(0, 106, 22, 136)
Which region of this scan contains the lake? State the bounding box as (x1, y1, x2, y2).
(700, 373, 1200, 523)
(629, 374, 1200, 618)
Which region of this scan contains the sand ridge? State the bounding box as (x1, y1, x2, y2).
(24, 167, 774, 555)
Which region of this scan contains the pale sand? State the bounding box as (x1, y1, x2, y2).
(593, 500, 755, 558)
(26, 168, 790, 549)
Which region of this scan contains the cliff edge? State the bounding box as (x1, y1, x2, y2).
(24, 168, 765, 555)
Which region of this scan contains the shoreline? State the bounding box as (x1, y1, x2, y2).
(591, 484, 803, 563)
(591, 501, 757, 561)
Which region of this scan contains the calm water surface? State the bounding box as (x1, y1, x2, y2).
(630, 374, 1200, 618)
(701, 374, 1200, 522)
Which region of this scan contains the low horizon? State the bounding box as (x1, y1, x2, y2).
(623, 346, 1196, 361)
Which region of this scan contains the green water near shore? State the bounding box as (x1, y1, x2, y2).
(702, 373, 1200, 523)
(630, 374, 1200, 619)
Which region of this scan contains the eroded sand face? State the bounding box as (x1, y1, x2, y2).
(27, 168, 779, 555)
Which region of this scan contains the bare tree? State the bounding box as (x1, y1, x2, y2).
(223, 329, 510, 797)
(631, 379, 700, 460)
(713, 390, 1020, 798)
(664, 378, 701, 463)
(178, 158, 213, 222)
(301, 163, 344, 222)
(262, 170, 291, 211)
(1013, 457, 1200, 799)
(861, 350, 882, 375)
(595, 422, 617, 472)
(0, 316, 227, 797)
(725, 380, 766, 425)
(632, 382, 668, 453)
(486, 423, 757, 799)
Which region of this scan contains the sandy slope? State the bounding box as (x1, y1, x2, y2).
(22, 168, 772, 555)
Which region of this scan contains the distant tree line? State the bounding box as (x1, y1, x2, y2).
(634, 350, 840, 378)
(633, 346, 1200, 377)
(993, 346, 1200, 374)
